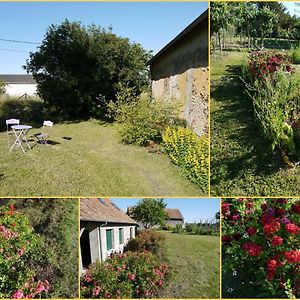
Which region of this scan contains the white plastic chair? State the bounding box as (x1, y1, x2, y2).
(35, 120, 54, 144)
(6, 119, 20, 147)
(6, 119, 20, 133)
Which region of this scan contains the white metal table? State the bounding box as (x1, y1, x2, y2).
(10, 125, 32, 153)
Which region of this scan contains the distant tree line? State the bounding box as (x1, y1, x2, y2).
(211, 2, 300, 51)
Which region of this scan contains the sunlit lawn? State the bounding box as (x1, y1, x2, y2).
(0, 120, 202, 196)
(159, 232, 220, 298)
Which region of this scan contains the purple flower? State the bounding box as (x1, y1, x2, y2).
(280, 217, 291, 224)
(266, 207, 275, 215)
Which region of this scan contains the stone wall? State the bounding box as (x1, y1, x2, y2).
(150, 16, 208, 136)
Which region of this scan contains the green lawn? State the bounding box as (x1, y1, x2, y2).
(0, 120, 202, 196)
(211, 51, 300, 196)
(159, 232, 220, 298)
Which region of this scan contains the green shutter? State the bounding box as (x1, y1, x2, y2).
(130, 227, 133, 239)
(119, 228, 124, 244)
(106, 229, 113, 250)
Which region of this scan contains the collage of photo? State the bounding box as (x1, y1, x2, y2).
(0, 1, 299, 299)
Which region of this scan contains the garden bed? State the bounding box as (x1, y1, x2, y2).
(211, 51, 300, 196)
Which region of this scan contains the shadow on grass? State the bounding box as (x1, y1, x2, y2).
(211, 64, 285, 185)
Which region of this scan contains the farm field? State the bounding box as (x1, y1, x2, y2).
(159, 232, 220, 298)
(210, 51, 300, 196)
(0, 120, 201, 196)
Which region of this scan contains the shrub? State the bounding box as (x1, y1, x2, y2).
(126, 230, 166, 258)
(14, 199, 79, 298)
(111, 98, 185, 146)
(243, 51, 300, 162)
(0, 98, 45, 131)
(0, 203, 51, 298)
(222, 198, 300, 298)
(162, 126, 209, 192)
(290, 48, 300, 64)
(80, 251, 170, 298)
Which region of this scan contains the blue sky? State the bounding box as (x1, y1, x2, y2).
(112, 198, 220, 223)
(282, 2, 300, 16)
(0, 2, 207, 74)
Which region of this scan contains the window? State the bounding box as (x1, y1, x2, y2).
(130, 227, 134, 239)
(119, 228, 124, 244)
(106, 229, 113, 251)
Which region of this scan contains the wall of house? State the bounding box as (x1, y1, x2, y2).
(167, 220, 184, 227)
(80, 222, 136, 273)
(5, 83, 37, 97)
(150, 19, 208, 136)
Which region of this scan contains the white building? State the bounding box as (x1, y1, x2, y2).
(0, 74, 37, 97)
(80, 198, 137, 273)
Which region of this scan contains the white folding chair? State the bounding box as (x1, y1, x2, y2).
(34, 120, 54, 144)
(6, 119, 20, 146)
(6, 119, 20, 133)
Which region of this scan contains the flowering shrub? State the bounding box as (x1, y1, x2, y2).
(0, 203, 51, 298)
(80, 251, 170, 298)
(248, 51, 293, 80)
(125, 230, 166, 258)
(222, 198, 300, 298)
(243, 51, 300, 162)
(162, 126, 208, 192)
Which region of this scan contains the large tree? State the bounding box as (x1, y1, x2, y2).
(25, 20, 152, 118)
(131, 198, 169, 229)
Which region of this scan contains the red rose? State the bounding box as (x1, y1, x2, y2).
(271, 236, 283, 246)
(247, 227, 257, 236)
(285, 223, 299, 235)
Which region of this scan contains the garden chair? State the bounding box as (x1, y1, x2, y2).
(6, 118, 20, 146)
(34, 120, 54, 145)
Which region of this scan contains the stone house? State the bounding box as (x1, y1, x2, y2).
(148, 9, 208, 136)
(0, 74, 37, 97)
(80, 198, 137, 272)
(127, 207, 184, 228)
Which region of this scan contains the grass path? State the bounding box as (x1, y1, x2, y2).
(160, 232, 220, 298)
(211, 51, 300, 196)
(0, 121, 202, 196)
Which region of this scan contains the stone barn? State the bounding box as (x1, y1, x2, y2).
(80, 198, 137, 273)
(165, 208, 184, 227)
(127, 206, 184, 229)
(148, 9, 208, 136)
(0, 74, 37, 97)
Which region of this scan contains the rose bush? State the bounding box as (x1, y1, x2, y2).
(80, 251, 170, 298)
(243, 51, 300, 162)
(0, 203, 51, 298)
(222, 198, 300, 298)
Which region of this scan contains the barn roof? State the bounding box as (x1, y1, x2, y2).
(0, 74, 36, 84)
(80, 198, 137, 224)
(148, 9, 208, 65)
(165, 208, 184, 220)
(127, 206, 184, 221)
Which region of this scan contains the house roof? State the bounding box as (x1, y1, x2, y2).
(127, 206, 184, 221)
(166, 208, 184, 220)
(0, 74, 36, 84)
(80, 198, 137, 224)
(147, 9, 208, 65)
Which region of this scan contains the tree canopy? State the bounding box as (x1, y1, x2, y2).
(25, 20, 152, 119)
(211, 2, 300, 51)
(131, 198, 169, 229)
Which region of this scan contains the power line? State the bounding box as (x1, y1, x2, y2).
(0, 48, 30, 54)
(0, 38, 39, 45)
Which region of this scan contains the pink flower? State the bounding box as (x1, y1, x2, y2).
(11, 290, 24, 299)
